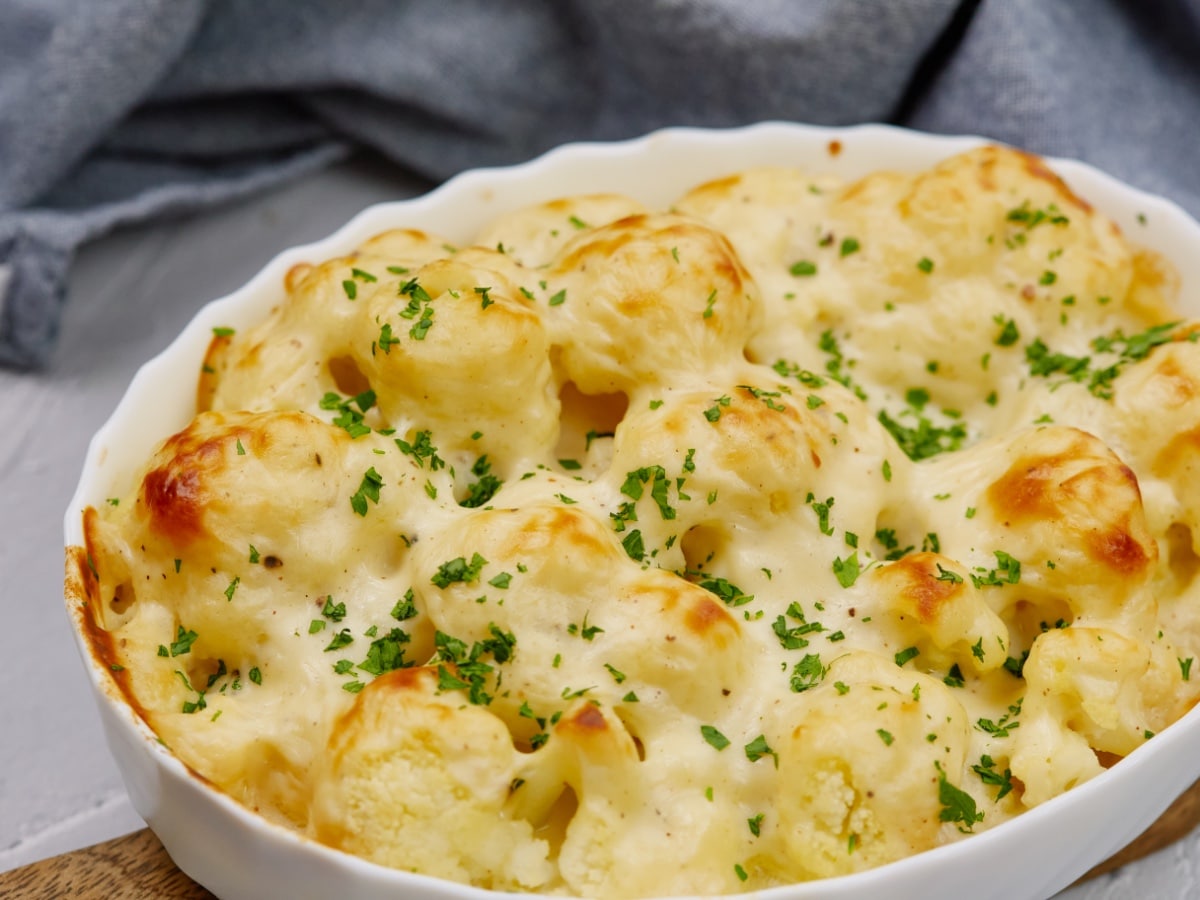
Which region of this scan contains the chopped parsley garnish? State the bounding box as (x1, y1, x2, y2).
(772, 602, 824, 650)
(936, 761, 983, 833)
(358, 628, 413, 676)
(698, 576, 754, 607)
(432, 624, 515, 705)
(391, 589, 418, 621)
(917, 257, 934, 273)
(878, 392, 967, 461)
(739, 384, 786, 412)
(224, 577, 240, 602)
(1003, 650, 1029, 678)
(970, 551, 1022, 588)
(702, 395, 732, 422)
(972, 754, 1014, 800)
(395, 429, 445, 470)
(321, 596, 347, 621)
(620, 465, 676, 520)
(744, 734, 778, 766)
(432, 552, 489, 589)
(350, 466, 384, 516)
(396, 277, 435, 339)
(876, 728, 895, 746)
(817, 330, 867, 399)
(248, 666, 262, 685)
(772, 359, 827, 388)
(1006, 200, 1069, 230)
(934, 564, 963, 584)
(460, 455, 502, 508)
(1021, 321, 1185, 400)
(790, 653, 826, 692)
(790, 260, 818, 276)
(894, 646, 920, 667)
(567, 614, 604, 641)
(701, 725, 731, 750)
(211, 326, 235, 338)
(621, 529, 646, 561)
(875, 527, 914, 561)
(943, 663, 965, 688)
(167, 625, 199, 657)
(840, 237, 860, 257)
(832, 552, 861, 588)
(324, 629, 354, 652)
(976, 698, 1023, 738)
(993, 315, 1020, 347)
(548, 289, 567, 306)
(320, 389, 376, 438)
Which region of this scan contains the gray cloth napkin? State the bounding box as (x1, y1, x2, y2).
(2, 0, 1198, 369)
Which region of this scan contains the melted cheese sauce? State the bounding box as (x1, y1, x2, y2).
(83, 145, 1200, 897)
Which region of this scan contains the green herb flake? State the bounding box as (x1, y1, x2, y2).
(790, 653, 827, 692)
(936, 761, 984, 833)
(169, 625, 199, 657)
(994, 315, 1020, 347)
(832, 552, 861, 588)
(972, 754, 1014, 800)
(350, 466, 384, 516)
(321, 596, 347, 622)
(701, 724, 731, 751)
(744, 734, 779, 767)
(324, 629, 354, 652)
(431, 552, 489, 589)
(894, 646, 920, 667)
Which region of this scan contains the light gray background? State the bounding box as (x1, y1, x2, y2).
(1, 152, 1195, 898)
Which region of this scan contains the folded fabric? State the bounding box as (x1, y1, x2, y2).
(1, 0, 1197, 369)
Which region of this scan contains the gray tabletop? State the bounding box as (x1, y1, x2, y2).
(2, 152, 1195, 898)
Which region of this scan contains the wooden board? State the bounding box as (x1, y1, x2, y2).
(4, 782, 1200, 899)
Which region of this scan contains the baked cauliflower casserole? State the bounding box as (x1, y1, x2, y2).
(72, 145, 1200, 897)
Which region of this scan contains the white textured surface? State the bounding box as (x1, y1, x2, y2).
(1, 144, 1196, 898)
